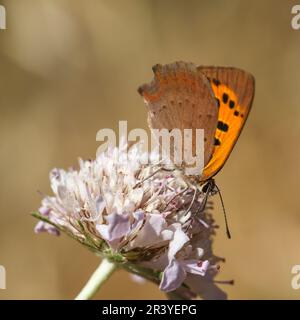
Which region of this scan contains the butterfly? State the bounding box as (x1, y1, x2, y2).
(138, 62, 255, 238)
(137, 61, 255, 183)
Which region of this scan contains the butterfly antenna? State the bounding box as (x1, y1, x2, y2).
(214, 183, 231, 239)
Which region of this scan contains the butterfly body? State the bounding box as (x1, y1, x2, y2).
(138, 62, 255, 182)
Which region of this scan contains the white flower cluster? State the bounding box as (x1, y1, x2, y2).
(35, 143, 226, 298)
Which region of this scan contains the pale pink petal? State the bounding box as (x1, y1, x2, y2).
(131, 210, 145, 231)
(168, 227, 189, 260)
(180, 259, 210, 276)
(34, 220, 60, 236)
(96, 212, 130, 247)
(129, 214, 166, 248)
(160, 259, 186, 292)
(34, 207, 60, 236)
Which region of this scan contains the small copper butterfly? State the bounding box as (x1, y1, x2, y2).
(138, 61, 255, 183)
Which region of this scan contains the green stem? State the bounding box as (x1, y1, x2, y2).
(75, 258, 117, 300)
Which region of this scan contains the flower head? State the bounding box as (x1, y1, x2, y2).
(34, 142, 226, 299)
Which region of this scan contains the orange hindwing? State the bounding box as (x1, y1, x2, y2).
(198, 66, 255, 181)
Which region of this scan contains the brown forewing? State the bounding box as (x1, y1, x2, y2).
(138, 61, 219, 167)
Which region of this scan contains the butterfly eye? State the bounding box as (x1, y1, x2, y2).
(202, 184, 209, 193)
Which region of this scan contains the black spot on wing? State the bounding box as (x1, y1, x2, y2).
(222, 93, 229, 104)
(217, 121, 229, 132)
(214, 137, 221, 146)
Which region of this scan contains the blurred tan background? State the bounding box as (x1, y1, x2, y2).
(0, 0, 300, 299)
